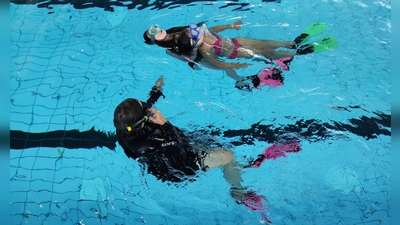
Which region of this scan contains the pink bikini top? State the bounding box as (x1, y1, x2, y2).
(211, 32, 223, 55)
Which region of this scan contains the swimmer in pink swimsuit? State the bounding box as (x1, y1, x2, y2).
(177, 21, 304, 70)
(211, 32, 243, 59)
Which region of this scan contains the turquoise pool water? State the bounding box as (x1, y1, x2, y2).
(10, 0, 391, 224)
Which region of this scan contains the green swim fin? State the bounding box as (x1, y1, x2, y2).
(296, 35, 338, 55)
(294, 22, 329, 45)
(312, 35, 338, 53)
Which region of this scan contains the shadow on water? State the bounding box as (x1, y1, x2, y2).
(10, 0, 281, 12)
(10, 110, 391, 151)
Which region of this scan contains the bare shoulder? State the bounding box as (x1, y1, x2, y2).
(203, 34, 215, 43)
(199, 44, 212, 53)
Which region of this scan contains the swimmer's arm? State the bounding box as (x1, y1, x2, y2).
(208, 20, 242, 33)
(199, 48, 250, 69)
(208, 24, 232, 33)
(148, 108, 188, 140)
(166, 49, 187, 62)
(166, 50, 201, 70)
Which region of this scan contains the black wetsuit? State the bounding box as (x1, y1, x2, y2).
(117, 122, 205, 183)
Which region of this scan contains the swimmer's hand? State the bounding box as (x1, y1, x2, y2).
(232, 63, 251, 69)
(154, 76, 164, 92)
(232, 20, 242, 30)
(147, 108, 168, 125)
(188, 62, 202, 70)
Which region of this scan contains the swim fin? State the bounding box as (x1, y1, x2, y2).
(244, 141, 301, 168)
(237, 67, 284, 89)
(296, 35, 338, 55)
(294, 22, 329, 45)
(231, 188, 272, 224)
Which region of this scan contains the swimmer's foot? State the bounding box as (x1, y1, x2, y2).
(296, 44, 315, 55)
(296, 36, 338, 55)
(235, 80, 252, 90)
(235, 75, 260, 89)
(230, 187, 248, 200)
(293, 33, 309, 47)
(230, 187, 272, 224)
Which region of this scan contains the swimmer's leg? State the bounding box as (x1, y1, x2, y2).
(204, 149, 271, 223)
(235, 37, 295, 49)
(204, 148, 244, 189)
(252, 48, 295, 60)
(222, 159, 243, 189)
(224, 68, 243, 82)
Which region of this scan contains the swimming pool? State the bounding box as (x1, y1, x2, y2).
(10, 0, 391, 224)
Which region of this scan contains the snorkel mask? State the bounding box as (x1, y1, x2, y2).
(187, 23, 202, 58)
(148, 24, 161, 44)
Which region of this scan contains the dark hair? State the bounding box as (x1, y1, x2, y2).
(177, 29, 192, 55)
(143, 30, 153, 45)
(114, 98, 144, 134)
(144, 31, 183, 53)
(165, 26, 187, 34)
(143, 26, 187, 47)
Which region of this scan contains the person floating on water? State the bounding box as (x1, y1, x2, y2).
(176, 21, 337, 68)
(177, 21, 338, 88)
(143, 21, 338, 89)
(143, 21, 256, 88)
(113, 76, 303, 223)
(143, 22, 202, 69)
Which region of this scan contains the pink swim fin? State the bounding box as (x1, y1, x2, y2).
(257, 57, 293, 71)
(233, 189, 272, 223)
(257, 68, 284, 87)
(238, 65, 287, 90)
(245, 141, 301, 168)
(272, 57, 293, 71)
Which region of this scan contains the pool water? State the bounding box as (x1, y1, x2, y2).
(10, 0, 391, 224)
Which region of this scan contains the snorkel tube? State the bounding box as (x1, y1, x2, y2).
(127, 76, 165, 132)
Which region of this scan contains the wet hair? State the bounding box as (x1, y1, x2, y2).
(143, 31, 153, 45)
(144, 31, 183, 55)
(177, 29, 192, 55)
(143, 26, 187, 46)
(166, 26, 189, 34)
(114, 98, 144, 134)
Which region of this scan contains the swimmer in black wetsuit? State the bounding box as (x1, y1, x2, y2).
(113, 77, 244, 186)
(113, 77, 273, 220)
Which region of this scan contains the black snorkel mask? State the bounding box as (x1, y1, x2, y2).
(126, 76, 165, 134)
